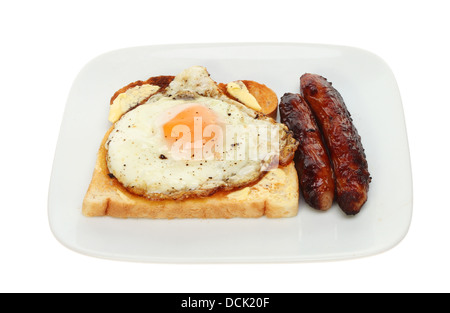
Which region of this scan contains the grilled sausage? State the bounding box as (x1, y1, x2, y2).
(300, 74, 371, 215)
(280, 93, 335, 211)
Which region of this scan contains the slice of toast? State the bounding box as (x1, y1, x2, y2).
(82, 127, 299, 219)
(111, 77, 279, 123)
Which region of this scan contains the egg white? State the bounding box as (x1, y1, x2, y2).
(105, 66, 297, 200)
(106, 95, 280, 197)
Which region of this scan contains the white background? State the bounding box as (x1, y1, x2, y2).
(1, 0, 449, 293)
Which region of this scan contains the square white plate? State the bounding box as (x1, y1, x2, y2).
(48, 43, 413, 263)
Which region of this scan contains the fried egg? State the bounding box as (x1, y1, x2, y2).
(106, 66, 297, 200)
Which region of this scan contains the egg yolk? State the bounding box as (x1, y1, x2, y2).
(163, 105, 221, 147)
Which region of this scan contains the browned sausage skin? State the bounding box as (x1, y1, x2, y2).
(300, 74, 371, 215)
(280, 93, 335, 211)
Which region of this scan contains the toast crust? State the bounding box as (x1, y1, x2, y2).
(82, 127, 299, 219)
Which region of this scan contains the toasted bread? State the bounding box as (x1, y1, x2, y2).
(82, 127, 299, 218)
(83, 68, 298, 219)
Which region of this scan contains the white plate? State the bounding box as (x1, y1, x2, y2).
(48, 43, 413, 263)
